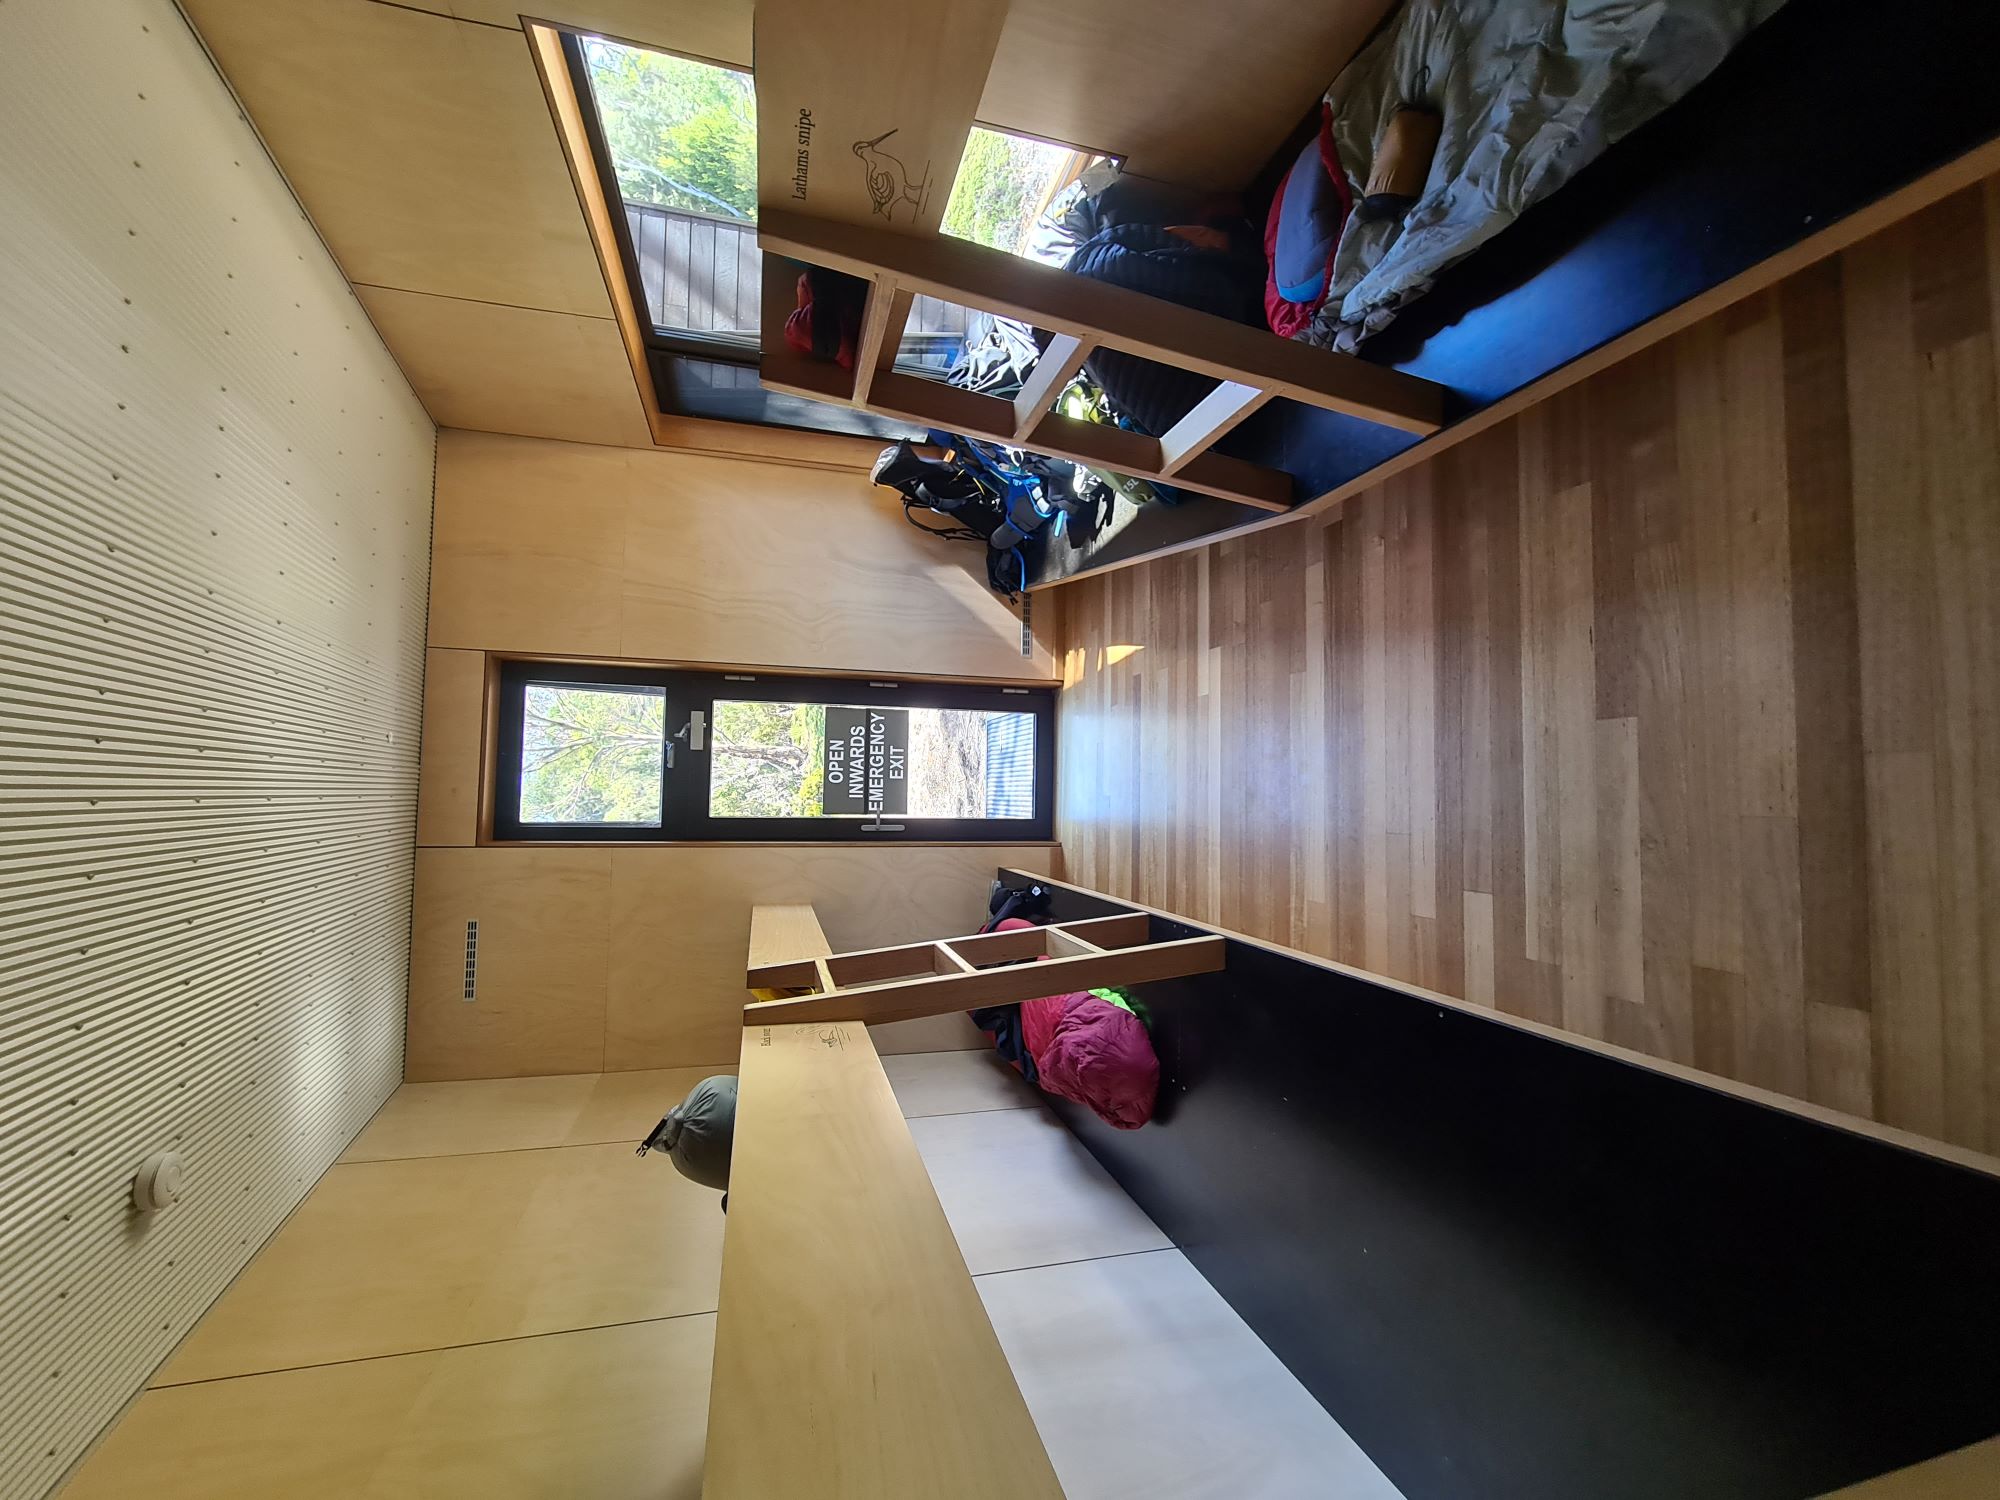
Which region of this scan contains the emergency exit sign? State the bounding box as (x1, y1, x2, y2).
(823, 706, 908, 815)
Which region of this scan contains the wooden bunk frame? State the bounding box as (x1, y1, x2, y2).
(758, 211, 1447, 513)
(707, 904, 1068, 1499)
(709, 902, 1223, 1495)
(749, 0, 1448, 515)
(744, 908, 1226, 1025)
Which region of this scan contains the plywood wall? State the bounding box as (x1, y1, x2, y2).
(0, 4, 436, 1496)
(406, 845, 1044, 1079)
(1056, 179, 2000, 1157)
(273, 0, 1392, 189)
(410, 429, 1056, 1079)
(429, 429, 1055, 679)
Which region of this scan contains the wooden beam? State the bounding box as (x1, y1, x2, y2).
(849, 277, 908, 406)
(1017, 408, 1291, 512)
(1158, 381, 1273, 475)
(874, 372, 1292, 512)
(1011, 333, 1093, 439)
(760, 207, 1448, 434)
(744, 934, 1226, 1026)
(934, 942, 977, 974)
(747, 904, 833, 973)
(706, 1018, 1065, 1499)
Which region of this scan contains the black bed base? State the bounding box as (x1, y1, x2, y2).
(998, 872, 2000, 1499)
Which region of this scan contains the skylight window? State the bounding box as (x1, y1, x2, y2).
(578, 38, 1105, 335)
(582, 38, 759, 348)
(584, 41, 755, 224)
(942, 128, 1096, 257)
(565, 33, 1112, 428)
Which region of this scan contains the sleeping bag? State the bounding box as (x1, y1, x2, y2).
(1300, 0, 1789, 351)
(983, 918, 1160, 1129)
(1061, 222, 1266, 436)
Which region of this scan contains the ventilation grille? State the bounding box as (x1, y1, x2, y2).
(0, 4, 435, 1495)
(463, 921, 479, 1001)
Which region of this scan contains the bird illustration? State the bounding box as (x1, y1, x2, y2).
(853, 128, 926, 221)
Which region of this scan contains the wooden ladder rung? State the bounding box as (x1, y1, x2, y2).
(849, 277, 910, 406)
(933, 942, 977, 974)
(1043, 927, 1105, 958)
(745, 934, 1225, 1027)
(1159, 381, 1274, 475)
(1011, 333, 1094, 440)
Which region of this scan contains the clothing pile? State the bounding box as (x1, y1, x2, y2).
(968, 886, 1161, 1131)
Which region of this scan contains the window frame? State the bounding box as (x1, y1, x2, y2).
(558, 32, 1119, 437)
(490, 660, 1057, 845)
(560, 32, 930, 443)
(561, 33, 759, 367)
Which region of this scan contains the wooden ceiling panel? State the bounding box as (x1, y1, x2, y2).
(443, 2, 751, 64)
(367, 0, 1393, 191)
(355, 286, 652, 449)
(181, 0, 611, 316)
(981, 0, 1398, 188)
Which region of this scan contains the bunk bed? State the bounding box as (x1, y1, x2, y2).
(714, 878, 2000, 1500)
(1026, 0, 2000, 585)
(749, 0, 1448, 515)
(743, 0, 2000, 590)
(705, 903, 1227, 1499)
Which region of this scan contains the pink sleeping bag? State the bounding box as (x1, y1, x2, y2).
(995, 919, 1160, 1129)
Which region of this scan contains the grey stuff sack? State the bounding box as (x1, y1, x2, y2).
(639, 1074, 737, 1193)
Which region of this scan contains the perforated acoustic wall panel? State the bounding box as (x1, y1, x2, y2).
(0, 4, 435, 1496)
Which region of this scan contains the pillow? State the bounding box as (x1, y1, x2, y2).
(1264, 104, 1352, 339)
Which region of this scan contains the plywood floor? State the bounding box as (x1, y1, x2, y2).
(1056, 180, 2000, 1157)
(60, 1049, 1394, 1498)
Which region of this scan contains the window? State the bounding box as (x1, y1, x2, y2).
(941, 128, 1101, 257)
(564, 31, 1114, 422)
(517, 681, 664, 828)
(580, 38, 758, 350)
(492, 663, 1055, 842)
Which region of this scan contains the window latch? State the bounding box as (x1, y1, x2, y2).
(674, 710, 706, 753)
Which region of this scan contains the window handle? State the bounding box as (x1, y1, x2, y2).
(674, 710, 706, 753)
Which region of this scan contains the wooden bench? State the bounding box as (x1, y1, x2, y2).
(701, 905, 1067, 1500)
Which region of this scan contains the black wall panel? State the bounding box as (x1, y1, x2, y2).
(1006, 878, 2000, 1499)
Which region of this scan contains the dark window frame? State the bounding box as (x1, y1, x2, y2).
(561, 33, 757, 368)
(492, 660, 1056, 844)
